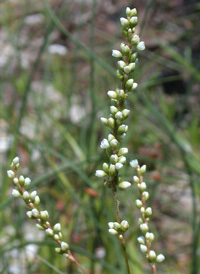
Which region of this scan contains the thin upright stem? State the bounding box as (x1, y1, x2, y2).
(111, 186, 131, 274)
(68, 250, 87, 274)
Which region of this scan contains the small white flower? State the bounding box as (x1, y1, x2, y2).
(55, 247, 61, 253)
(119, 181, 131, 189)
(13, 178, 19, 184)
(140, 223, 148, 233)
(115, 163, 123, 170)
(115, 111, 123, 120)
(26, 211, 32, 218)
(24, 177, 31, 186)
(110, 139, 119, 148)
(107, 90, 117, 99)
(133, 175, 139, 183)
(112, 50, 122, 58)
(137, 236, 145, 244)
(110, 106, 118, 114)
(110, 154, 118, 163)
(54, 234, 59, 240)
(122, 109, 130, 118)
(132, 82, 138, 89)
(108, 222, 114, 229)
(54, 223, 61, 232)
(12, 157, 19, 165)
(121, 220, 129, 230)
(95, 170, 106, 178)
(30, 191, 37, 200)
(140, 244, 147, 253)
(100, 117, 108, 125)
(12, 189, 21, 197)
(100, 138, 109, 149)
(145, 207, 152, 216)
(7, 170, 15, 179)
(142, 191, 149, 201)
(135, 199, 142, 208)
(137, 41, 145, 51)
(130, 159, 138, 168)
(118, 148, 128, 156)
(141, 165, 147, 173)
(124, 66, 131, 74)
(34, 195, 40, 205)
(145, 232, 154, 242)
(40, 210, 49, 221)
(120, 17, 129, 27)
(113, 222, 120, 230)
(23, 191, 29, 200)
(156, 254, 165, 263)
(61, 241, 69, 252)
(46, 228, 54, 236)
(149, 250, 156, 260)
(31, 208, 39, 218)
(140, 182, 146, 191)
(108, 228, 118, 235)
(118, 156, 126, 164)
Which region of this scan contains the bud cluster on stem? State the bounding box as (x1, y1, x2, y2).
(7, 157, 86, 274)
(131, 160, 165, 273)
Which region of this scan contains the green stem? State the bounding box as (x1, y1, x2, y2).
(112, 187, 131, 274)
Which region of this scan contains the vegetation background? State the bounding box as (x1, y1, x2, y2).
(0, 0, 200, 273)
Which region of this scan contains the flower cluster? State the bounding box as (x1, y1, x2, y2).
(95, 7, 145, 240)
(95, 7, 145, 190)
(7, 157, 69, 257)
(130, 159, 165, 269)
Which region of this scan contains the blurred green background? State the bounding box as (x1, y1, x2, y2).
(0, 0, 200, 273)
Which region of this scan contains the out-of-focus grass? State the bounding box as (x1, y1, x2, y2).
(0, 0, 200, 273)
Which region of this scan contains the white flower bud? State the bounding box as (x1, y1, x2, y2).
(95, 170, 106, 178)
(54, 223, 61, 232)
(120, 17, 129, 27)
(108, 117, 115, 129)
(108, 228, 118, 235)
(36, 224, 45, 230)
(112, 50, 122, 58)
(40, 210, 49, 221)
(125, 79, 134, 90)
(110, 154, 118, 164)
(12, 189, 21, 197)
(30, 191, 37, 200)
(140, 223, 148, 233)
(130, 159, 138, 168)
(156, 254, 165, 263)
(124, 66, 131, 74)
(121, 220, 129, 230)
(140, 244, 147, 253)
(100, 138, 110, 149)
(141, 165, 147, 173)
(140, 182, 146, 191)
(110, 139, 119, 148)
(119, 181, 131, 189)
(113, 222, 121, 230)
(55, 247, 61, 253)
(34, 195, 40, 206)
(129, 63, 136, 71)
(140, 207, 145, 214)
(130, 16, 138, 27)
(23, 191, 29, 200)
(126, 7, 131, 16)
(12, 157, 19, 165)
(115, 111, 123, 120)
(145, 207, 152, 216)
(24, 177, 31, 186)
(54, 234, 59, 240)
(46, 228, 54, 236)
(100, 117, 108, 126)
(109, 164, 116, 176)
(118, 148, 128, 156)
(145, 232, 154, 242)
(122, 109, 130, 118)
(132, 82, 138, 90)
(133, 175, 140, 183)
(7, 170, 15, 179)
(118, 60, 126, 70)
(149, 250, 156, 261)
(137, 236, 145, 244)
(115, 163, 123, 170)
(118, 156, 126, 164)
(108, 222, 114, 229)
(118, 124, 128, 134)
(142, 191, 149, 201)
(31, 208, 40, 218)
(108, 134, 115, 142)
(26, 211, 32, 218)
(137, 41, 145, 51)
(110, 106, 118, 115)
(136, 199, 143, 208)
(13, 178, 19, 184)
(107, 90, 117, 99)
(103, 162, 109, 172)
